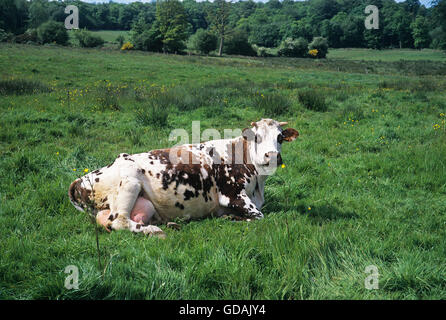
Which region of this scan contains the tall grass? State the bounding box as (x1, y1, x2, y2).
(297, 89, 328, 112)
(0, 78, 50, 95)
(252, 91, 291, 116)
(135, 101, 170, 127)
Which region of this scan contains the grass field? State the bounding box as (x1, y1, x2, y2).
(327, 48, 446, 61)
(90, 30, 130, 43)
(1, 43, 446, 299)
(68, 30, 129, 47)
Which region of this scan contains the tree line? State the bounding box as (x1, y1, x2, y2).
(1, 0, 446, 56)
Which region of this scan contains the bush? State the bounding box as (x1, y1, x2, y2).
(278, 37, 308, 58)
(121, 42, 134, 50)
(223, 31, 256, 56)
(189, 29, 217, 54)
(254, 45, 275, 57)
(132, 27, 163, 52)
(74, 29, 104, 48)
(297, 89, 327, 112)
(0, 28, 14, 42)
(308, 37, 328, 58)
(37, 21, 68, 45)
(14, 29, 38, 44)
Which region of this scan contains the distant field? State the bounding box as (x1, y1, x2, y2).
(327, 48, 446, 61)
(90, 30, 129, 43)
(68, 30, 129, 47)
(70, 31, 446, 63)
(1, 44, 446, 299)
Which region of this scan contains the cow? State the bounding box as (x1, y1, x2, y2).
(68, 118, 299, 237)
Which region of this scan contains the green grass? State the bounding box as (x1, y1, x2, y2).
(327, 48, 446, 62)
(68, 30, 129, 47)
(1, 43, 446, 299)
(90, 30, 129, 43)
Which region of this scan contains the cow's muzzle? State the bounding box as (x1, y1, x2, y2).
(264, 152, 283, 166)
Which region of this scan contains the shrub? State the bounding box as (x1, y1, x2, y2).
(121, 42, 134, 50)
(189, 29, 217, 54)
(0, 29, 10, 42)
(14, 29, 38, 44)
(308, 37, 328, 58)
(74, 29, 104, 48)
(254, 45, 275, 57)
(278, 37, 308, 58)
(308, 49, 318, 58)
(223, 31, 256, 56)
(297, 89, 327, 111)
(37, 21, 68, 45)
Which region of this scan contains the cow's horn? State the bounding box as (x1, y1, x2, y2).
(250, 121, 257, 127)
(279, 121, 288, 126)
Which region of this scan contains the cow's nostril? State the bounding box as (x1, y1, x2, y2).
(265, 153, 269, 158)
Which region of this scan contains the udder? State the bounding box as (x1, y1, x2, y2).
(96, 197, 157, 230)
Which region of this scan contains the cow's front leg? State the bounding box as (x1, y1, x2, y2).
(219, 191, 264, 221)
(106, 177, 165, 238)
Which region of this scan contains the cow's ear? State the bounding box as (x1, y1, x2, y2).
(282, 128, 299, 142)
(242, 127, 255, 141)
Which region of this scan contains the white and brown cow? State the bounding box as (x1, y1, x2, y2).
(68, 119, 299, 237)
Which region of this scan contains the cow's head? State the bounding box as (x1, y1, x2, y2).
(243, 119, 299, 174)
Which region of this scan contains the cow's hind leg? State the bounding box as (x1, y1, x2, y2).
(107, 177, 165, 238)
(219, 191, 264, 221)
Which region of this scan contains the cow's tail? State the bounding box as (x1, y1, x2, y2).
(68, 178, 86, 212)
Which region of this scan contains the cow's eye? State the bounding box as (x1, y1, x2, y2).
(255, 134, 262, 144)
(277, 134, 284, 144)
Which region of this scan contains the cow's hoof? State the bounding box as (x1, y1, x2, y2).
(142, 225, 166, 239)
(167, 222, 181, 230)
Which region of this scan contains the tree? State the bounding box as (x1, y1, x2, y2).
(247, 11, 282, 48)
(118, 5, 137, 30)
(286, 18, 313, 42)
(189, 28, 217, 54)
(28, 0, 49, 28)
(131, 17, 163, 52)
(432, 0, 446, 49)
(207, 0, 231, 56)
(156, 0, 188, 53)
(364, 29, 383, 49)
(0, 0, 28, 34)
(223, 30, 256, 56)
(411, 15, 431, 49)
(37, 20, 68, 45)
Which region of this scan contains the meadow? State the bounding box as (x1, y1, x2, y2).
(1, 43, 446, 299)
(326, 48, 446, 62)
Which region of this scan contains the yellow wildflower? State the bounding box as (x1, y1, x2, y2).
(308, 49, 318, 57)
